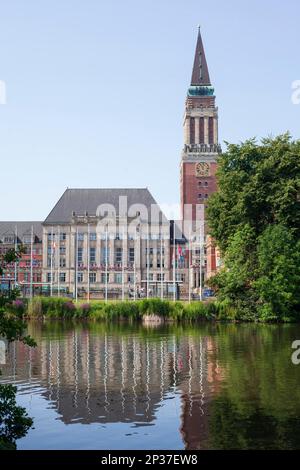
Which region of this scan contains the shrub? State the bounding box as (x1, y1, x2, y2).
(11, 299, 25, 315)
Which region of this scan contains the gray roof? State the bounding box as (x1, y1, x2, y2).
(44, 188, 168, 224)
(0, 222, 43, 242)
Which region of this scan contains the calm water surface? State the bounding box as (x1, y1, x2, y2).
(1, 321, 300, 450)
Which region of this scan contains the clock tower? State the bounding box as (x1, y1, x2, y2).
(180, 27, 221, 223)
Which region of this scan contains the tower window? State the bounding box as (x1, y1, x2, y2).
(199, 117, 204, 144)
(209, 117, 214, 144)
(190, 117, 195, 144)
(198, 181, 202, 187)
(204, 181, 208, 186)
(198, 194, 202, 199)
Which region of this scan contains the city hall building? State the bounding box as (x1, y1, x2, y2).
(42, 188, 172, 299)
(0, 28, 221, 299)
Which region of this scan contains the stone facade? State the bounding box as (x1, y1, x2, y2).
(0, 222, 43, 295)
(42, 189, 173, 299)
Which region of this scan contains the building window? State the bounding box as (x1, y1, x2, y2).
(89, 272, 96, 283)
(77, 233, 84, 241)
(60, 257, 66, 268)
(157, 273, 165, 282)
(204, 194, 208, 199)
(129, 248, 134, 263)
(199, 117, 204, 143)
(190, 117, 195, 144)
(101, 273, 109, 283)
(115, 247, 122, 263)
(198, 193, 202, 199)
(89, 247, 96, 263)
(47, 273, 53, 283)
(23, 235, 32, 244)
(4, 236, 15, 244)
(101, 247, 110, 264)
(198, 181, 202, 187)
(157, 259, 165, 268)
(77, 247, 83, 263)
(176, 273, 185, 283)
(89, 232, 97, 241)
(77, 272, 83, 283)
(209, 117, 214, 144)
(60, 232, 66, 241)
(148, 273, 154, 281)
(60, 246, 66, 255)
(127, 273, 134, 284)
(114, 273, 122, 284)
(204, 181, 208, 187)
(59, 272, 66, 283)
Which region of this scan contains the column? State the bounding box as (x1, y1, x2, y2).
(185, 116, 190, 145)
(213, 116, 218, 145)
(204, 116, 209, 145)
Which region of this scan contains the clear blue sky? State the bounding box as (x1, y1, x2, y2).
(0, 0, 299, 220)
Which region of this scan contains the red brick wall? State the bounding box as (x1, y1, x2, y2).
(181, 161, 218, 219)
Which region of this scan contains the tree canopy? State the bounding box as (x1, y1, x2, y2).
(207, 134, 300, 321)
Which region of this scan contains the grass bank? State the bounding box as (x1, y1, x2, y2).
(14, 296, 238, 322)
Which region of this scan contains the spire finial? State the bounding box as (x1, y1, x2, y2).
(190, 27, 211, 86)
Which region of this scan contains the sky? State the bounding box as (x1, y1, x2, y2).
(0, 0, 299, 221)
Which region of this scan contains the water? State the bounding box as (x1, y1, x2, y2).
(1, 321, 300, 450)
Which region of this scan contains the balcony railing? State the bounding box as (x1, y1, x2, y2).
(183, 143, 222, 154)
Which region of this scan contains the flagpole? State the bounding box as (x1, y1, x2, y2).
(134, 226, 137, 301)
(122, 225, 125, 301)
(173, 236, 176, 302)
(50, 226, 54, 297)
(75, 227, 78, 302)
(57, 226, 60, 297)
(199, 223, 203, 302)
(146, 224, 149, 299)
(87, 223, 90, 302)
(105, 226, 108, 303)
(160, 236, 163, 300)
(30, 225, 33, 299)
(188, 229, 191, 303)
(14, 224, 18, 287)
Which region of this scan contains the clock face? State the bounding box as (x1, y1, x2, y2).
(195, 162, 210, 177)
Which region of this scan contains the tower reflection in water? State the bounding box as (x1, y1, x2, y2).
(2, 323, 224, 449)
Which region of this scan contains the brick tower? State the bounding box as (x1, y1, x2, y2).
(180, 28, 221, 286)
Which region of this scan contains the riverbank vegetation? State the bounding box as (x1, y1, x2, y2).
(207, 134, 300, 322)
(11, 295, 289, 322)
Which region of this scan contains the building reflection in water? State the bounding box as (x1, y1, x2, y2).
(2, 326, 224, 449)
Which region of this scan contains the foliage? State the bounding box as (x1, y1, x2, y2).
(0, 247, 35, 449)
(0, 385, 33, 450)
(207, 134, 300, 321)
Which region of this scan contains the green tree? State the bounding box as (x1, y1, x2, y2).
(207, 134, 300, 321)
(254, 224, 300, 321)
(0, 248, 35, 450)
